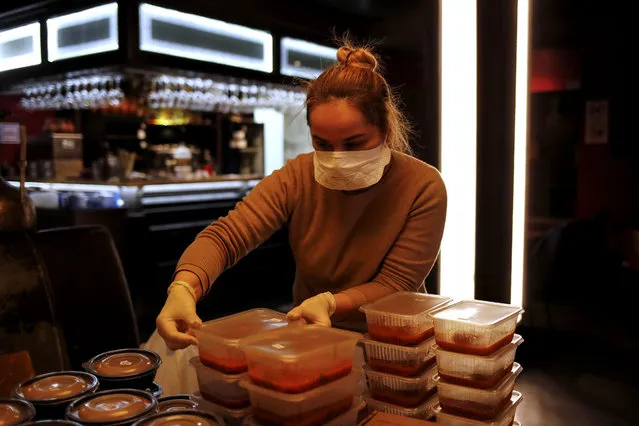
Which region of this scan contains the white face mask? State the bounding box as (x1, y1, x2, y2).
(313, 144, 392, 191)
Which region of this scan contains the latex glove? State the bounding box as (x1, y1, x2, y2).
(156, 285, 203, 350)
(287, 292, 336, 327)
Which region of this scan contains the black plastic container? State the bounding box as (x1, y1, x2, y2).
(155, 395, 198, 413)
(0, 398, 36, 425)
(84, 349, 161, 390)
(144, 383, 163, 400)
(12, 372, 99, 420)
(65, 389, 157, 426)
(21, 420, 82, 426)
(131, 410, 224, 426)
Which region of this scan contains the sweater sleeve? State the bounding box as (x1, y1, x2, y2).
(341, 168, 447, 306)
(174, 161, 298, 293)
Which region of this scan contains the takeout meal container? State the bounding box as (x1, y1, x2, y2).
(131, 410, 225, 426)
(84, 349, 161, 390)
(193, 309, 296, 374)
(242, 397, 365, 426)
(430, 300, 523, 355)
(239, 372, 357, 426)
(434, 390, 523, 426)
(436, 363, 522, 420)
(13, 372, 99, 419)
(144, 383, 163, 400)
(362, 392, 439, 421)
(21, 421, 83, 426)
(0, 398, 36, 426)
(360, 292, 452, 346)
(65, 389, 156, 426)
(363, 363, 437, 408)
(155, 395, 198, 413)
(361, 334, 436, 377)
(239, 325, 361, 394)
(434, 334, 523, 388)
(193, 392, 250, 426)
(190, 357, 249, 409)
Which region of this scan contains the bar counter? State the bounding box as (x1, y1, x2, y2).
(9, 175, 262, 210)
(8, 174, 294, 339)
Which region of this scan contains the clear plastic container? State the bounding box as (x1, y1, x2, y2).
(194, 391, 251, 426)
(364, 363, 438, 408)
(434, 391, 522, 426)
(361, 335, 436, 377)
(435, 335, 523, 388)
(239, 325, 361, 393)
(363, 391, 439, 420)
(190, 357, 249, 409)
(430, 301, 523, 355)
(436, 363, 522, 420)
(239, 372, 357, 426)
(193, 309, 296, 374)
(242, 398, 365, 426)
(360, 292, 452, 346)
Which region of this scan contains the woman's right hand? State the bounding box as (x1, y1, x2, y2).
(156, 285, 203, 350)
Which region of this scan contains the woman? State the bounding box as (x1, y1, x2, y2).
(157, 43, 447, 351)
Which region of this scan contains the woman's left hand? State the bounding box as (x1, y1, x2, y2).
(287, 292, 336, 327)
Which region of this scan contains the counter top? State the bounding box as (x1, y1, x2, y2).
(9, 174, 262, 188)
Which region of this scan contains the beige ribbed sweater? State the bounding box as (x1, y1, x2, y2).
(175, 151, 447, 327)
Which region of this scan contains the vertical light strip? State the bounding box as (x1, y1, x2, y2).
(439, 0, 477, 300)
(510, 0, 531, 307)
(254, 108, 285, 176)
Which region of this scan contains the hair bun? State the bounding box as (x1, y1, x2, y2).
(336, 46, 378, 71)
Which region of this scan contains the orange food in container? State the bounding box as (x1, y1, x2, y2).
(361, 334, 436, 377)
(364, 363, 437, 408)
(363, 391, 439, 421)
(239, 325, 361, 394)
(435, 334, 523, 388)
(192, 309, 296, 374)
(360, 292, 452, 346)
(436, 363, 522, 420)
(239, 372, 357, 426)
(434, 390, 523, 426)
(430, 300, 523, 356)
(190, 357, 249, 409)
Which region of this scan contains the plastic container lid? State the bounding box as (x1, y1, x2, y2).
(156, 395, 198, 413)
(430, 301, 523, 327)
(0, 399, 36, 426)
(360, 292, 452, 319)
(65, 389, 156, 425)
(86, 349, 161, 378)
(13, 372, 99, 405)
(362, 391, 439, 420)
(433, 391, 523, 426)
(239, 325, 361, 360)
(194, 309, 292, 349)
(131, 410, 224, 426)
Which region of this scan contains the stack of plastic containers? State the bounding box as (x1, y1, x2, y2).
(238, 325, 362, 426)
(359, 292, 452, 421)
(429, 300, 524, 426)
(191, 309, 297, 426)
